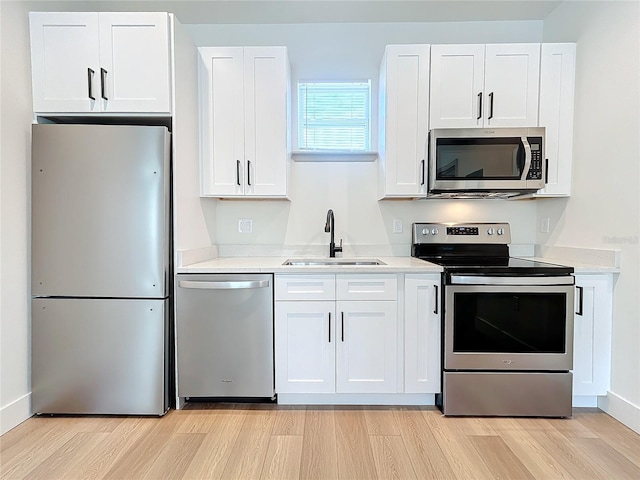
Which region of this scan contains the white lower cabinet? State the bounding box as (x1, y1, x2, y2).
(572, 274, 614, 396)
(404, 274, 441, 393)
(336, 301, 398, 393)
(275, 301, 335, 393)
(275, 274, 399, 395)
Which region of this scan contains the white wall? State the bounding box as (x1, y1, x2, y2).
(0, 1, 34, 434)
(540, 1, 640, 430)
(187, 21, 542, 252)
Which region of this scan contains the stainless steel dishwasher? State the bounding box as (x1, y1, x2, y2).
(175, 274, 274, 399)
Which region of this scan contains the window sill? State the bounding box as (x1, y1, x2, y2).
(291, 150, 378, 162)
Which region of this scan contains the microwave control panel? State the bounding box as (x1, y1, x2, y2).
(526, 137, 544, 180)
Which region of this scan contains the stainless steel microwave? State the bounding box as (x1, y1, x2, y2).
(428, 127, 546, 198)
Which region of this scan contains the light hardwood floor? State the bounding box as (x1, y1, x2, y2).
(1, 405, 639, 480)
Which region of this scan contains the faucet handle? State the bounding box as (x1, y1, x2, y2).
(335, 238, 343, 253)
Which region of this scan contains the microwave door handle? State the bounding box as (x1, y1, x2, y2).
(520, 136, 532, 181)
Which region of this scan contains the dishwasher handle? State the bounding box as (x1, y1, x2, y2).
(178, 280, 270, 290)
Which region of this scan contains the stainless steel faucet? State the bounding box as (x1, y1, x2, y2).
(324, 209, 343, 258)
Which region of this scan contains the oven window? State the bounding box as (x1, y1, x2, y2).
(453, 292, 567, 353)
(436, 138, 524, 180)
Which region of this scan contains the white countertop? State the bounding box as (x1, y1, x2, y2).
(176, 256, 443, 274)
(517, 257, 620, 274)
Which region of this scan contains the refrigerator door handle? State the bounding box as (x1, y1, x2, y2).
(178, 280, 270, 290)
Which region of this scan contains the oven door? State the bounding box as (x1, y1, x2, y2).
(444, 276, 574, 371)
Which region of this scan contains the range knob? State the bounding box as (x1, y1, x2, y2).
(487, 228, 495, 235)
(497, 228, 504, 235)
(422, 228, 429, 235)
(431, 228, 439, 236)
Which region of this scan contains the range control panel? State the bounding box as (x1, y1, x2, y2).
(412, 222, 512, 244)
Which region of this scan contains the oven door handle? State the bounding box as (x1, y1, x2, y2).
(449, 275, 575, 286)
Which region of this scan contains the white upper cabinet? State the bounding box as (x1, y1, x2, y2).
(378, 45, 430, 198)
(30, 12, 171, 114)
(430, 44, 540, 128)
(199, 47, 290, 198)
(537, 43, 576, 197)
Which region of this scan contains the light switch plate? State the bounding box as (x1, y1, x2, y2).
(393, 219, 403, 233)
(540, 217, 550, 233)
(238, 218, 253, 233)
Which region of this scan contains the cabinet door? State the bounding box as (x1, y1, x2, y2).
(379, 45, 430, 197)
(336, 301, 398, 393)
(98, 13, 171, 113)
(429, 44, 485, 128)
(30, 12, 100, 113)
(404, 275, 441, 393)
(484, 44, 540, 127)
(244, 47, 289, 197)
(275, 301, 336, 393)
(198, 47, 246, 196)
(537, 43, 576, 197)
(573, 275, 613, 396)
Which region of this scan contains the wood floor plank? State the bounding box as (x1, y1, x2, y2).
(21, 432, 109, 480)
(272, 405, 306, 436)
(335, 408, 378, 480)
(101, 412, 182, 479)
(299, 407, 338, 480)
(55, 417, 158, 480)
(573, 409, 640, 468)
(421, 409, 495, 479)
(570, 437, 640, 479)
(548, 416, 599, 439)
(369, 435, 418, 480)
(219, 407, 275, 479)
(494, 418, 576, 479)
(468, 435, 535, 480)
(393, 407, 457, 480)
(260, 435, 304, 480)
(526, 427, 609, 479)
(364, 406, 401, 436)
(142, 433, 206, 480)
(179, 412, 246, 480)
(0, 419, 81, 479)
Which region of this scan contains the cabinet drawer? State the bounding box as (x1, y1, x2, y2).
(275, 274, 336, 301)
(336, 274, 398, 301)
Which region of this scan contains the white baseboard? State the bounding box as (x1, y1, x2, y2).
(277, 393, 435, 406)
(0, 393, 31, 435)
(598, 390, 640, 434)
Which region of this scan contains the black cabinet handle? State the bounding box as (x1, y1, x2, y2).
(341, 312, 344, 342)
(328, 312, 331, 342)
(434, 285, 439, 314)
(236, 160, 241, 186)
(488, 92, 494, 120)
(87, 68, 95, 100)
(576, 286, 584, 316)
(247, 160, 252, 186)
(477, 92, 482, 120)
(545, 158, 549, 184)
(100, 68, 108, 100)
(420, 159, 425, 186)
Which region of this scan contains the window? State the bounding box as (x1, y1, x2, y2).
(297, 81, 371, 152)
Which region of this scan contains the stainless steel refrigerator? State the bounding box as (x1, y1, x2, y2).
(31, 124, 171, 415)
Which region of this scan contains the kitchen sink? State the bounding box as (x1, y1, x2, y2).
(283, 258, 385, 266)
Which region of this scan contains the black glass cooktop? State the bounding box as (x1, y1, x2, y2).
(424, 256, 574, 276)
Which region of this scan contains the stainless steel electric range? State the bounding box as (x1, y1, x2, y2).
(412, 222, 575, 417)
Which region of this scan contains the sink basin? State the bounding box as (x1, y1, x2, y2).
(283, 258, 386, 266)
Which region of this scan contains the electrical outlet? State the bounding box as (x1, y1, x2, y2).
(238, 218, 253, 233)
(393, 219, 403, 234)
(540, 217, 550, 233)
